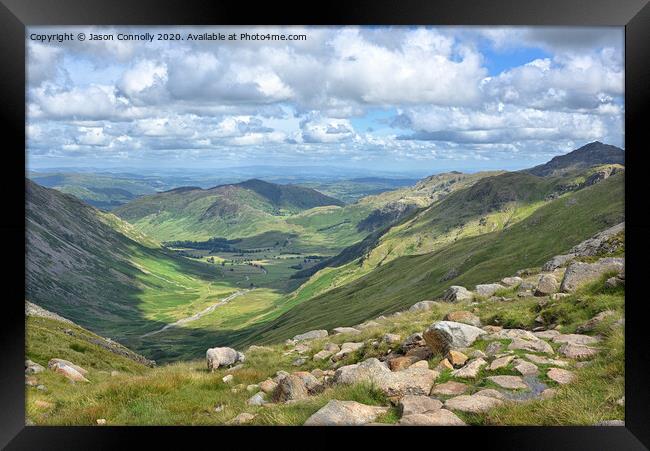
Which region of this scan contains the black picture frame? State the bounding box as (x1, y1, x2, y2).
(2, 0, 649, 448)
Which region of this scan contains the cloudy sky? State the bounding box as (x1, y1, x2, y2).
(26, 26, 624, 174)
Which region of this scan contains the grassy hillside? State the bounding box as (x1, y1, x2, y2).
(27, 273, 624, 426)
(243, 172, 624, 345)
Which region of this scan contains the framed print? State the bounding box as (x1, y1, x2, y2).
(1, 0, 649, 448)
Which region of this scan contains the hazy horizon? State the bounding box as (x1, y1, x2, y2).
(27, 26, 624, 173)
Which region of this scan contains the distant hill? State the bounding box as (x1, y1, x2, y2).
(26, 179, 231, 352)
(525, 141, 624, 177)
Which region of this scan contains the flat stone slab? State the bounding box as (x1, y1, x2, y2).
(558, 343, 599, 360)
(451, 358, 487, 379)
(508, 338, 554, 354)
(399, 395, 443, 416)
(547, 368, 575, 385)
(515, 361, 539, 376)
(304, 400, 388, 426)
(489, 355, 514, 370)
(430, 381, 469, 396)
(399, 409, 466, 426)
(552, 334, 600, 346)
(487, 375, 528, 390)
(444, 395, 503, 413)
(524, 354, 569, 367)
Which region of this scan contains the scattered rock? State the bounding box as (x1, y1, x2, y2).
(550, 293, 570, 300)
(451, 358, 487, 379)
(535, 274, 559, 296)
(485, 342, 503, 356)
(25, 360, 45, 374)
(247, 392, 267, 406)
(383, 333, 402, 345)
(560, 258, 624, 292)
(447, 350, 468, 367)
(474, 389, 506, 400)
(487, 375, 528, 390)
(435, 358, 453, 371)
(313, 349, 335, 361)
(431, 381, 469, 396)
(542, 254, 576, 272)
(293, 371, 324, 394)
(96, 419, 106, 425)
(272, 374, 309, 402)
(547, 368, 575, 385)
(222, 374, 234, 383)
(515, 361, 539, 376)
(227, 413, 256, 425)
(405, 345, 433, 361)
(293, 330, 328, 341)
(399, 395, 443, 416)
(445, 395, 503, 413)
(558, 343, 599, 360)
(508, 338, 554, 354)
(399, 409, 466, 426)
(206, 347, 245, 372)
(401, 333, 426, 353)
(501, 276, 524, 287)
(259, 379, 277, 394)
(605, 277, 624, 288)
(423, 321, 486, 355)
(489, 355, 514, 371)
(387, 356, 419, 371)
(358, 321, 380, 329)
(475, 283, 505, 297)
(48, 359, 89, 383)
(292, 357, 307, 366)
(409, 300, 438, 312)
(444, 310, 481, 327)
(304, 400, 388, 426)
(533, 330, 561, 340)
(332, 327, 361, 335)
(523, 354, 569, 367)
(25, 376, 38, 386)
(552, 334, 599, 346)
(331, 342, 364, 361)
(442, 286, 474, 302)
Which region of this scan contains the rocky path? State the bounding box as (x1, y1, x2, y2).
(140, 289, 251, 338)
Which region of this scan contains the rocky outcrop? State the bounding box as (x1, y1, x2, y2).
(560, 257, 624, 292)
(48, 359, 89, 382)
(272, 374, 309, 402)
(206, 347, 245, 371)
(423, 321, 486, 355)
(542, 223, 624, 271)
(535, 274, 559, 296)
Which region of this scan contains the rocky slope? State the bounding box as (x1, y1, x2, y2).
(525, 141, 624, 177)
(26, 225, 625, 426)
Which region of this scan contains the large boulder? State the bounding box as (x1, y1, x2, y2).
(560, 258, 624, 292)
(423, 321, 487, 355)
(409, 300, 438, 312)
(334, 358, 437, 397)
(272, 374, 309, 402)
(475, 283, 504, 297)
(206, 347, 245, 371)
(501, 276, 524, 287)
(304, 400, 388, 426)
(293, 329, 328, 341)
(401, 333, 426, 353)
(442, 286, 473, 302)
(48, 359, 88, 382)
(542, 254, 576, 272)
(576, 311, 617, 333)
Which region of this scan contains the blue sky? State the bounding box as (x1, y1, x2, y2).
(26, 26, 624, 174)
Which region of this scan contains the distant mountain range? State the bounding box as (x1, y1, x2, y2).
(525, 141, 624, 177)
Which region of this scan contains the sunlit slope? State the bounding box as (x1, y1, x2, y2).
(244, 172, 624, 344)
(26, 180, 239, 347)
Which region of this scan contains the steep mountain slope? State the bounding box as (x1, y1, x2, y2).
(26, 180, 238, 348)
(244, 171, 624, 344)
(526, 141, 624, 177)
